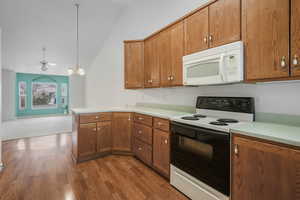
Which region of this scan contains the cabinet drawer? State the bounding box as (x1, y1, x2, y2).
(133, 123, 152, 145)
(153, 118, 169, 132)
(134, 113, 153, 126)
(80, 113, 112, 124)
(133, 138, 152, 166)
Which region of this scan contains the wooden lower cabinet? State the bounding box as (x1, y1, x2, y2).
(112, 113, 133, 152)
(232, 134, 300, 200)
(133, 137, 152, 166)
(153, 129, 170, 178)
(97, 121, 112, 153)
(78, 123, 97, 158)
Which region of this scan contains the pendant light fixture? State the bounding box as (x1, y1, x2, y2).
(68, 3, 85, 76)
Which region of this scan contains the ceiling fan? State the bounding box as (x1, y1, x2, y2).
(40, 47, 56, 71)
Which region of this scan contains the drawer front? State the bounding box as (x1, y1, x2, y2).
(133, 123, 153, 145)
(80, 114, 101, 124)
(153, 118, 169, 132)
(99, 112, 112, 121)
(134, 113, 153, 127)
(133, 138, 152, 166)
(80, 113, 112, 124)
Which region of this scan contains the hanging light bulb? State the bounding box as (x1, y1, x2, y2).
(68, 3, 85, 76)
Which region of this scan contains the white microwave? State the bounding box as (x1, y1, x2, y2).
(183, 41, 244, 86)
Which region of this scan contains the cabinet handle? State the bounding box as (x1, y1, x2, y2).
(234, 144, 239, 156)
(293, 55, 299, 67)
(148, 80, 153, 83)
(138, 117, 144, 120)
(280, 56, 287, 68)
(209, 35, 213, 43)
(204, 36, 208, 44)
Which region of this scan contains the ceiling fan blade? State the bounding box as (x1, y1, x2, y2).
(48, 63, 57, 66)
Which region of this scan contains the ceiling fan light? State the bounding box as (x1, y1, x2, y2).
(68, 68, 74, 75)
(41, 65, 48, 71)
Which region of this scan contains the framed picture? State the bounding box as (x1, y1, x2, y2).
(19, 96, 26, 110)
(19, 81, 27, 96)
(32, 82, 57, 109)
(61, 83, 68, 97)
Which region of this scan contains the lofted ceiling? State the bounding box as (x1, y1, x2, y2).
(0, 0, 132, 75)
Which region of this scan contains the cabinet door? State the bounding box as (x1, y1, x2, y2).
(144, 36, 160, 88)
(209, 0, 241, 48)
(158, 30, 172, 87)
(291, 0, 300, 77)
(243, 0, 290, 80)
(124, 41, 144, 89)
(97, 121, 112, 153)
(170, 22, 184, 86)
(184, 7, 209, 55)
(112, 113, 132, 152)
(232, 135, 300, 200)
(78, 123, 97, 157)
(153, 129, 170, 178)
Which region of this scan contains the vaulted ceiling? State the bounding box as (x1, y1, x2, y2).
(0, 0, 132, 75)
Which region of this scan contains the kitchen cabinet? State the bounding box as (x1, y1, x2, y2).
(78, 123, 97, 158)
(133, 137, 152, 166)
(291, 0, 300, 77)
(232, 134, 300, 200)
(209, 0, 241, 48)
(124, 41, 144, 89)
(159, 22, 184, 87)
(112, 113, 132, 152)
(184, 7, 209, 55)
(144, 35, 160, 88)
(243, 0, 290, 81)
(153, 129, 170, 178)
(97, 121, 112, 153)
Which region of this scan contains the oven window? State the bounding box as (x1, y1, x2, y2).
(179, 136, 213, 160)
(186, 61, 219, 78)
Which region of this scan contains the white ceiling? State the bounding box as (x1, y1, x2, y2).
(0, 0, 131, 75)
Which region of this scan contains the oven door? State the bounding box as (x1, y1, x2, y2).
(170, 121, 230, 196)
(183, 54, 225, 86)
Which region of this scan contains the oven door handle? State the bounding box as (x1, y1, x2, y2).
(171, 121, 229, 137)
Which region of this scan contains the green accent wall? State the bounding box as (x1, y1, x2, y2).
(16, 73, 69, 117)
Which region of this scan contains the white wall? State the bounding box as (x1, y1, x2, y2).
(69, 75, 86, 109)
(2, 69, 15, 121)
(0, 28, 3, 167)
(85, 0, 300, 116)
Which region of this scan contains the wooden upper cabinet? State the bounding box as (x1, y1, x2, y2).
(144, 36, 160, 88)
(243, 0, 290, 80)
(97, 121, 112, 153)
(159, 22, 184, 87)
(153, 129, 170, 178)
(184, 7, 209, 55)
(112, 113, 132, 152)
(232, 135, 300, 200)
(209, 0, 241, 48)
(78, 123, 97, 157)
(291, 0, 300, 77)
(124, 41, 144, 89)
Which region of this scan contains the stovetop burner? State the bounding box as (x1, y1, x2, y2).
(193, 114, 207, 118)
(209, 121, 229, 126)
(217, 118, 239, 123)
(181, 116, 199, 121)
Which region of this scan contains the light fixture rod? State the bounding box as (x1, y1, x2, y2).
(76, 3, 79, 70)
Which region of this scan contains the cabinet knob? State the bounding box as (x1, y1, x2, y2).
(170, 76, 174, 81)
(138, 147, 142, 151)
(293, 55, 299, 66)
(128, 118, 131, 121)
(280, 56, 287, 68)
(138, 130, 142, 134)
(234, 144, 239, 156)
(164, 139, 168, 144)
(97, 127, 101, 131)
(209, 35, 213, 43)
(95, 116, 99, 119)
(148, 80, 153, 83)
(138, 117, 144, 120)
(157, 122, 162, 126)
(204, 36, 208, 44)
(168, 76, 171, 81)
(93, 128, 97, 132)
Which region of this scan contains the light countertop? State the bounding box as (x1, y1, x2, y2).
(231, 122, 300, 147)
(72, 106, 192, 120)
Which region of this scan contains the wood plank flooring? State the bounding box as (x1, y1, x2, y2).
(0, 134, 188, 200)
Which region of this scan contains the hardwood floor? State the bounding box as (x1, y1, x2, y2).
(0, 134, 188, 200)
